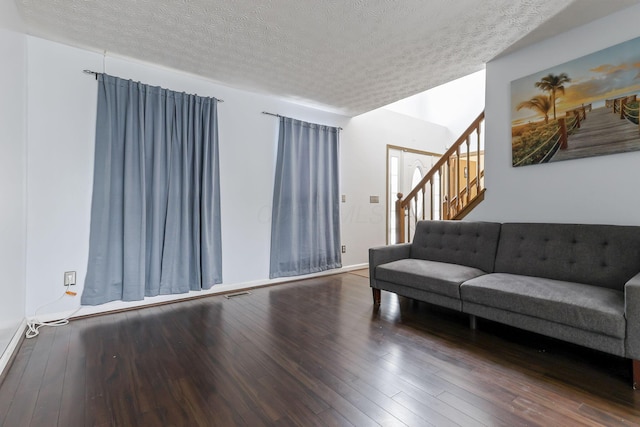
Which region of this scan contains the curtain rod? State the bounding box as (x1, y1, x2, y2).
(261, 111, 342, 130)
(82, 69, 224, 102)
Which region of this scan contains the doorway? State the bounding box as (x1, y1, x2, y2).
(386, 145, 441, 244)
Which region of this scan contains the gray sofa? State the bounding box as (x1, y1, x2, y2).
(369, 220, 640, 389)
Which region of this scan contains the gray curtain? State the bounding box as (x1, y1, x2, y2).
(82, 74, 222, 305)
(270, 117, 341, 279)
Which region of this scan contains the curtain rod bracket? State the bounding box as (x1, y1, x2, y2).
(83, 69, 98, 80)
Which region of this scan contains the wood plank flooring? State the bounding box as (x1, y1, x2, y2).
(1, 271, 639, 426)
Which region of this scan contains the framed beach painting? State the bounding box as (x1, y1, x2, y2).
(511, 36, 640, 167)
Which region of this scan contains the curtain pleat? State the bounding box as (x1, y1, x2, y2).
(81, 74, 222, 305)
(269, 117, 341, 279)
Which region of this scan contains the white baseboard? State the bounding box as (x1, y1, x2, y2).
(29, 263, 370, 324)
(0, 318, 27, 379)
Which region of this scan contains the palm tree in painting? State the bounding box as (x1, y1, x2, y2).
(516, 95, 552, 124)
(534, 73, 571, 120)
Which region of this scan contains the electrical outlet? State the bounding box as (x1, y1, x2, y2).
(64, 271, 76, 286)
(341, 245, 346, 253)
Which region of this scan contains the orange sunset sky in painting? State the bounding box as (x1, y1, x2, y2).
(511, 36, 640, 126)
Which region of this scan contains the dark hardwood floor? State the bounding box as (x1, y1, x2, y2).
(1, 271, 640, 426)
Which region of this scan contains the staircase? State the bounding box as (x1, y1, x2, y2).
(395, 112, 485, 243)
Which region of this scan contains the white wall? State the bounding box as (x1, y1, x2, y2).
(24, 36, 355, 317)
(340, 109, 450, 261)
(25, 38, 99, 317)
(384, 69, 486, 144)
(0, 1, 26, 355)
(468, 4, 640, 226)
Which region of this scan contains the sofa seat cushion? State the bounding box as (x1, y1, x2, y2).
(376, 259, 487, 299)
(461, 273, 625, 338)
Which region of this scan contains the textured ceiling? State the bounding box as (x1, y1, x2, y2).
(16, 0, 640, 116)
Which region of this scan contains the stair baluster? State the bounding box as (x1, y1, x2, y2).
(395, 111, 485, 243)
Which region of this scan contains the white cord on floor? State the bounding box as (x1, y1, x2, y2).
(25, 283, 82, 339)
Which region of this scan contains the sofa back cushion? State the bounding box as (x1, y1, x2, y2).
(495, 223, 640, 291)
(411, 221, 502, 272)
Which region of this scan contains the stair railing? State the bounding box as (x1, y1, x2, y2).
(395, 111, 485, 243)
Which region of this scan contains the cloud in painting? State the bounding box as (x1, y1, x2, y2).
(557, 62, 640, 110)
(590, 63, 632, 74)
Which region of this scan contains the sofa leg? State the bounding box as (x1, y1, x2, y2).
(469, 315, 477, 330)
(372, 288, 381, 306)
(634, 359, 640, 390)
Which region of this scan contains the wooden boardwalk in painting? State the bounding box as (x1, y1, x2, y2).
(551, 106, 640, 162)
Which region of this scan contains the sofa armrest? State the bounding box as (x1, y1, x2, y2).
(369, 243, 412, 288)
(625, 272, 640, 359)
